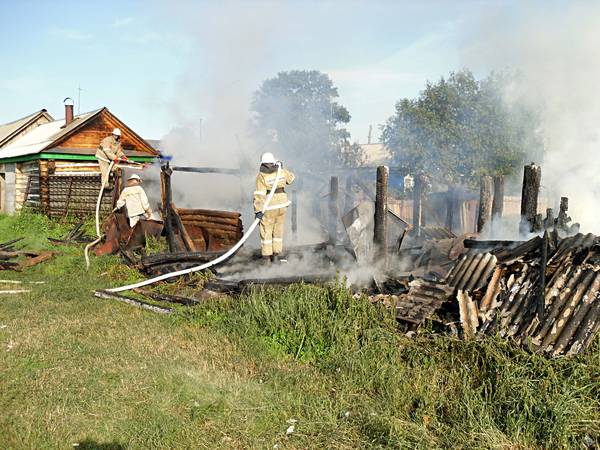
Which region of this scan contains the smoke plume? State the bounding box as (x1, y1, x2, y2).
(463, 2, 600, 233)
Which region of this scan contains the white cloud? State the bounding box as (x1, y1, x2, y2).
(326, 27, 461, 143)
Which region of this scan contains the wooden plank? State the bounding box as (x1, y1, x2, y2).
(94, 290, 172, 314)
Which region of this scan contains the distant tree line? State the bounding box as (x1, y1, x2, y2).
(251, 69, 543, 181)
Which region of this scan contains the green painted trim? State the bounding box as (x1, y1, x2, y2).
(0, 152, 156, 164)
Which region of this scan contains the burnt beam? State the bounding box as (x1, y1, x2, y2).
(477, 175, 493, 233)
(520, 163, 541, 234)
(374, 166, 389, 264)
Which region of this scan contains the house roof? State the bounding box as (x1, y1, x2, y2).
(0, 107, 158, 161)
(0, 109, 54, 148)
(0, 109, 102, 159)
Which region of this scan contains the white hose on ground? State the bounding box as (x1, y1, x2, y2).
(85, 160, 115, 269)
(107, 164, 283, 293)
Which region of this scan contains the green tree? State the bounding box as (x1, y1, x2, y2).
(252, 70, 363, 168)
(381, 69, 542, 184)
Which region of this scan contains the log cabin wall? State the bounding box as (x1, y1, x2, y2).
(15, 161, 40, 210)
(38, 159, 117, 217)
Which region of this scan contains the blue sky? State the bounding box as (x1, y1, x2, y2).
(0, 0, 526, 143)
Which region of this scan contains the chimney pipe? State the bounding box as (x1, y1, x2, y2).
(63, 97, 74, 126)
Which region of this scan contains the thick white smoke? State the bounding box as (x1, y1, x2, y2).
(148, 1, 330, 250)
(462, 2, 600, 232)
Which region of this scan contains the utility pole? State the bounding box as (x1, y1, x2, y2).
(77, 84, 84, 115)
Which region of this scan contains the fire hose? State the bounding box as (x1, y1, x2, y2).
(85, 158, 145, 269)
(106, 163, 283, 293)
(84, 160, 115, 269)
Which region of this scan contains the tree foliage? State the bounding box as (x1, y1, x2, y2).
(381, 69, 543, 184)
(252, 70, 364, 169)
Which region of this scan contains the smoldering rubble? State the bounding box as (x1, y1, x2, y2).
(92, 159, 600, 359)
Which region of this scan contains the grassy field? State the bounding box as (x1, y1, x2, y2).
(0, 212, 599, 449)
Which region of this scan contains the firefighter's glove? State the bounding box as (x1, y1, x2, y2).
(255, 211, 264, 220)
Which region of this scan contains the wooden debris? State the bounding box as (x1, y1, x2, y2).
(94, 290, 172, 314)
(19, 251, 56, 269)
(134, 288, 199, 306)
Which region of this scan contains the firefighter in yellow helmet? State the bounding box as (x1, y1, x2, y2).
(253, 152, 295, 263)
(115, 174, 153, 228)
(96, 128, 128, 187)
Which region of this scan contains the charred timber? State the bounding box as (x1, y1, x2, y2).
(463, 239, 523, 249)
(94, 290, 172, 314)
(477, 176, 493, 232)
(141, 251, 227, 267)
(492, 175, 504, 219)
(520, 163, 541, 234)
(374, 166, 389, 263)
(160, 164, 179, 252)
(134, 288, 199, 306)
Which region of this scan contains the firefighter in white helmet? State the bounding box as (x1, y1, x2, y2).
(115, 174, 153, 227)
(96, 128, 128, 186)
(253, 152, 295, 263)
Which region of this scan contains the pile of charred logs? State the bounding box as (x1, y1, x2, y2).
(382, 231, 600, 357)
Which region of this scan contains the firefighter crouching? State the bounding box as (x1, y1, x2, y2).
(96, 128, 127, 186)
(115, 174, 153, 227)
(254, 152, 295, 264)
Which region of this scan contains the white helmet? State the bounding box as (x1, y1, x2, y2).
(260, 152, 276, 164)
(112, 128, 122, 137)
(128, 174, 142, 182)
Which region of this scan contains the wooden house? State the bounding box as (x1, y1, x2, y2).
(0, 103, 159, 216)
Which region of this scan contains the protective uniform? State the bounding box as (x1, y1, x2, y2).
(96, 134, 125, 186)
(253, 163, 295, 256)
(116, 184, 151, 227)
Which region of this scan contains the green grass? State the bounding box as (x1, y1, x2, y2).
(0, 212, 599, 449)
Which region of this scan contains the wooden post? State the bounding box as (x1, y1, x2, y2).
(544, 208, 554, 230)
(374, 166, 389, 264)
(477, 175, 493, 233)
(557, 197, 570, 232)
(160, 164, 179, 252)
(291, 189, 298, 241)
(328, 176, 339, 244)
(492, 175, 504, 220)
(412, 173, 423, 238)
(520, 163, 541, 234)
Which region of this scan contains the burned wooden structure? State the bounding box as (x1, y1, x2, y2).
(159, 163, 244, 254)
(374, 230, 600, 357)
